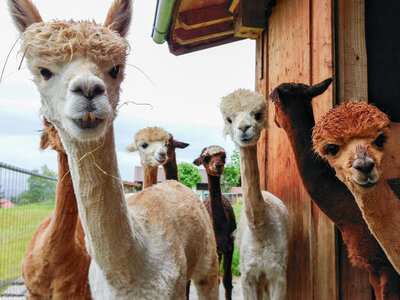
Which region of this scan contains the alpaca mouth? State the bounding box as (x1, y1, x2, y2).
(356, 181, 376, 189)
(73, 113, 104, 129)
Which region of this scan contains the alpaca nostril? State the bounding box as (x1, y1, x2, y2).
(353, 159, 375, 174)
(239, 125, 251, 132)
(72, 84, 105, 101)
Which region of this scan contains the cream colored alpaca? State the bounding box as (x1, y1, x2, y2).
(313, 102, 400, 274)
(220, 90, 290, 300)
(8, 1, 219, 299)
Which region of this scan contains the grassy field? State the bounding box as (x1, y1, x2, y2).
(0, 201, 54, 284)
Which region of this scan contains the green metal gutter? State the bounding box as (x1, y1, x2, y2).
(152, 0, 177, 44)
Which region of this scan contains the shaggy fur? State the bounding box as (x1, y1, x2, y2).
(313, 102, 400, 276)
(270, 79, 400, 299)
(220, 90, 289, 300)
(22, 118, 91, 300)
(193, 146, 237, 300)
(9, 0, 220, 298)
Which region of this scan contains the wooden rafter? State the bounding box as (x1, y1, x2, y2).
(178, 4, 233, 30)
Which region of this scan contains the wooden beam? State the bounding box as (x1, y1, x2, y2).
(174, 22, 234, 45)
(337, 0, 368, 103)
(178, 4, 233, 30)
(228, 0, 240, 13)
(234, 0, 265, 39)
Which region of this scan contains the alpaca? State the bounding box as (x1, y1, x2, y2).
(313, 102, 400, 275)
(220, 89, 290, 300)
(270, 79, 400, 299)
(8, 1, 219, 299)
(126, 126, 188, 188)
(193, 146, 237, 300)
(21, 118, 91, 299)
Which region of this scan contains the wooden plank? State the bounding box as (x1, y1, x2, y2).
(178, 4, 233, 30)
(310, 0, 338, 299)
(234, 0, 265, 39)
(266, 0, 313, 298)
(174, 22, 234, 44)
(336, 0, 368, 103)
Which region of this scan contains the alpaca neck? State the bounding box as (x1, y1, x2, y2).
(163, 156, 178, 180)
(280, 104, 355, 226)
(240, 145, 266, 229)
(143, 165, 158, 188)
(207, 174, 227, 229)
(65, 125, 144, 284)
(352, 178, 400, 274)
(47, 151, 78, 243)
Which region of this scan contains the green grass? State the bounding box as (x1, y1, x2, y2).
(0, 201, 54, 283)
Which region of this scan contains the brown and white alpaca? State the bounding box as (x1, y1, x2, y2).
(220, 90, 290, 300)
(126, 126, 188, 188)
(8, 1, 219, 299)
(21, 118, 91, 299)
(270, 79, 400, 299)
(313, 102, 400, 275)
(193, 145, 237, 300)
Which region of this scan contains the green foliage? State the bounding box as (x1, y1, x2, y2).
(17, 165, 57, 204)
(178, 162, 202, 189)
(221, 148, 241, 193)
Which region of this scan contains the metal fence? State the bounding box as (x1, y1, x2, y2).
(0, 162, 57, 290)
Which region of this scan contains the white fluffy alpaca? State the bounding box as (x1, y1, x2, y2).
(220, 89, 290, 300)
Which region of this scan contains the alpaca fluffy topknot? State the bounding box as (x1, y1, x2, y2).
(201, 145, 226, 157)
(134, 127, 170, 143)
(312, 102, 390, 156)
(220, 89, 267, 117)
(21, 21, 128, 64)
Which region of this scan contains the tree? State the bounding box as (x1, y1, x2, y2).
(221, 148, 241, 193)
(18, 165, 57, 203)
(178, 162, 202, 189)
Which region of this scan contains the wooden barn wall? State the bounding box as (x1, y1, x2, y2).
(255, 0, 374, 299)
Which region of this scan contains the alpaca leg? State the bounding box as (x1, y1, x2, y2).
(377, 266, 400, 300)
(193, 273, 219, 300)
(269, 275, 286, 300)
(223, 249, 234, 300)
(186, 281, 191, 300)
(241, 273, 258, 300)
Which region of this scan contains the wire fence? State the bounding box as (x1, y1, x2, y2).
(0, 162, 57, 290)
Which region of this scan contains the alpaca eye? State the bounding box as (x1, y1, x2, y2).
(374, 134, 386, 148)
(226, 118, 232, 124)
(254, 112, 263, 121)
(141, 143, 148, 149)
(203, 156, 211, 164)
(324, 144, 340, 156)
(109, 65, 120, 79)
(39, 67, 53, 80)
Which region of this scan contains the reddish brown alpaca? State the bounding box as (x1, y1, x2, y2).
(270, 79, 400, 300)
(194, 146, 237, 300)
(21, 119, 91, 299)
(163, 135, 189, 181)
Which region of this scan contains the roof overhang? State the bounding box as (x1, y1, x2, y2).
(152, 0, 276, 55)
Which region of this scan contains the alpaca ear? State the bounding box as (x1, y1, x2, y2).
(8, 0, 43, 33)
(269, 88, 280, 103)
(193, 157, 202, 166)
(39, 130, 50, 150)
(305, 78, 333, 98)
(172, 139, 189, 149)
(104, 0, 132, 37)
(126, 141, 137, 152)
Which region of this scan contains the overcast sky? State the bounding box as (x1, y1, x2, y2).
(0, 0, 255, 181)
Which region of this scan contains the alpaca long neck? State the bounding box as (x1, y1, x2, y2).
(240, 145, 266, 229)
(207, 174, 227, 229)
(143, 165, 158, 188)
(281, 104, 355, 225)
(66, 126, 144, 284)
(47, 151, 78, 243)
(353, 179, 400, 274)
(163, 155, 178, 180)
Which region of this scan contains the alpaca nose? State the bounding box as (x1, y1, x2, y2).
(239, 125, 251, 133)
(158, 151, 167, 160)
(353, 157, 375, 174)
(72, 84, 105, 101)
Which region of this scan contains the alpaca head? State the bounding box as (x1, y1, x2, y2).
(40, 118, 65, 153)
(270, 78, 332, 129)
(126, 127, 188, 168)
(193, 146, 226, 177)
(8, 0, 132, 142)
(313, 102, 390, 192)
(220, 89, 267, 147)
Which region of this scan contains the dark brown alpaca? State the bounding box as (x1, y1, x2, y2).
(194, 146, 237, 300)
(163, 135, 189, 180)
(21, 118, 91, 299)
(270, 78, 400, 300)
